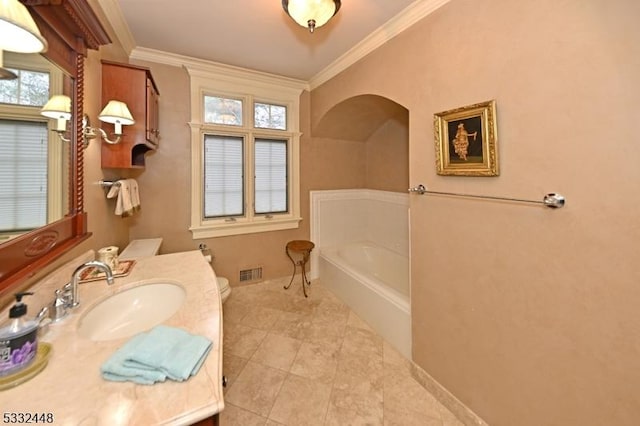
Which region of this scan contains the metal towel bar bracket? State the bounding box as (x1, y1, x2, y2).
(97, 180, 121, 188)
(408, 184, 565, 209)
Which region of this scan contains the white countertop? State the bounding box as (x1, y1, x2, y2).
(2, 250, 224, 425)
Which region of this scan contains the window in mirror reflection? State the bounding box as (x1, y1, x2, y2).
(0, 53, 67, 244)
(0, 68, 49, 106)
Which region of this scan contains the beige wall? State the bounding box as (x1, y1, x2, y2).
(365, 116, 409, 192)
(311, 0, 640, 425)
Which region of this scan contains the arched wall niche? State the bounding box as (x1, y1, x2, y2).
(313, 94, 410, 192)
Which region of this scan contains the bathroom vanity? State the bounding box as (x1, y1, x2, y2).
(1, 251, 224, 425)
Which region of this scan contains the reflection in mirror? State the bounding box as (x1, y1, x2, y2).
(0, 51, 69, 245)
(0, 0, 110, 298)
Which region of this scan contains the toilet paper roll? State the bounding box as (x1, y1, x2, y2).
(98, 246, 119, 270)
(203, 255, 212, 263)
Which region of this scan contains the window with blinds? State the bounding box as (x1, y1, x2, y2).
(255, 139, 287, 214)
(0, 119, 48, 232)
(189, 71, 302, 238)
(203, 135, 244, 218)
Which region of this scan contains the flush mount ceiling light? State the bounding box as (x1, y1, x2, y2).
(0, 0, 48, 79)
(282, 0, 341, 33)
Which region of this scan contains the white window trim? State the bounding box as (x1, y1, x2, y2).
(186, 64, 305, 239)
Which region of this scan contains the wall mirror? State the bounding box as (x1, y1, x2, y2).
(0, 0, 110, 299)
(0, 52, 70, 242)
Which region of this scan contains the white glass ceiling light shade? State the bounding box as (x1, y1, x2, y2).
(282, 0, 341, 33)
(98, 100, 135, 135)
(0, 0, 48, 53)
(41, 95, 72, 135)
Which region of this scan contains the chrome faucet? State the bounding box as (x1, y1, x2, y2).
(68, 260, 114, 308)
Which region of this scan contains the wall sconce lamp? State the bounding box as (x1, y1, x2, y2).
(84, 100, 135, 147)
(40, 95, 72, 142)
(41, 96, 135, 148)
(282, 0, 341, 33)
(0, 0, 48, 79)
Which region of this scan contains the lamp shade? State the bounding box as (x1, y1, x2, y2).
(40, 95, 71, 120)
(98, 100, 135, 125)
(282, 0, 341, 33)
(0, 0, 47, 53)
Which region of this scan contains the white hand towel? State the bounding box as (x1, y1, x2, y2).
(106, 179, 140, 217)
(127, 178, 141, 214)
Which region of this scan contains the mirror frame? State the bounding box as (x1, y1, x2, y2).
(0, 1, 110, 298)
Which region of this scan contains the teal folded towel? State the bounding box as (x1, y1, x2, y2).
(101, 325, 212, 384)
(100, 334, 168, 385)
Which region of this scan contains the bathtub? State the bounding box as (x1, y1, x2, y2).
(319, 241, 411, 358)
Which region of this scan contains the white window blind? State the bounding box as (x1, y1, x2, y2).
(254, 139, 287, 214)
(203, 135, 244, 218)
(0, 119, 48, 232)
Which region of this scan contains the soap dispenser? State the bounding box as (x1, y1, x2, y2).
(0, 292, 39, 377)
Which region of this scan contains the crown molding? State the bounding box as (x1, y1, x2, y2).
(309, 0, 451, 89)
(95, 0, 449, 91)
(131, 47, 309, 92)
(94, 0, 136, 55)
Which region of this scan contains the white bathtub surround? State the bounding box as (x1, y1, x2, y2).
(310, 189, 409, 277)
(310, 189, 411, 358)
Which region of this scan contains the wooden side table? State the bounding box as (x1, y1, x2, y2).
(284, 240, 315, 297)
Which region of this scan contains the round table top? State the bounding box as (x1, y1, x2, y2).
(286, 240, 315, 252)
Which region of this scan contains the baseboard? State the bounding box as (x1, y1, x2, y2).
(410, 362, 489, 426)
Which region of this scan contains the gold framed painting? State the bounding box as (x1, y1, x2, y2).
(434, 100, 498, 176)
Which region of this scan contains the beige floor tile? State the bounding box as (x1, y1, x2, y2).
(268, 374, 332, 426)
(222, 299, 252, 324)
(325, 386, 384, 426)
(290, 339, 341, 384)
(382, 341, 411, 370)
(225, 361, 287, 417)
(221, 280, 468, 426)
(341, 325, 383, 358)
(250, 333, 303, 371)
(336, 350, 384, 387)
(269, 311, 314, 340)
(258, 289, 296, 312)
(384, 373, 446, 425)
(223, 322, 268, 359)
(346, 310, 375, 332)
(228, 286, 267, 306)
(219, 403, 267, 426)
(313, 298, 351, 324)
(222, 353, 248, 393)
(283, 292, 322, 315)
(240, 306, 285, 331)
(303, 319, 347, 342)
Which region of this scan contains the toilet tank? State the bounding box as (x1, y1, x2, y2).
(119, 238, 163, 260)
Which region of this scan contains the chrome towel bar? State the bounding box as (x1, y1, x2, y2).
(408, 184, 565, 209)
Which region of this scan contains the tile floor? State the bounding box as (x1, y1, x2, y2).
(220, 276, 464, 426)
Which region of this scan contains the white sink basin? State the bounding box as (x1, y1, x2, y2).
(77, 281, 186, 341)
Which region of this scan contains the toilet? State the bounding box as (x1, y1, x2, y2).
(217, 276, 231, 303)
(119, 238, 231, 303)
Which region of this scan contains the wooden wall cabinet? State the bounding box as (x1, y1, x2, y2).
(101, 60, 160, 168)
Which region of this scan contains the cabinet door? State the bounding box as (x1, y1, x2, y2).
(146, 78, 160, 145)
